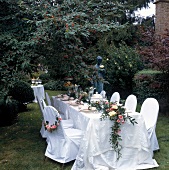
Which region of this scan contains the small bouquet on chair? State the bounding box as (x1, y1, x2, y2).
(44, 117, 62, 133)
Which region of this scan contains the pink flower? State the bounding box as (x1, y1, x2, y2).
(121, 120, 125, 124)
(46, 125, 50, 128)
(58, 117, 62, 121)
(116, 119, 121, 123)
(118, 115, 123, 120)
(51, 125, 57, 129)
(46, 126, 51, 131)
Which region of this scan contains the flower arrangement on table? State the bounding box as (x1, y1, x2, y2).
(92, 100, 137, 159)
(63, 81, 75, 97)
(44, 116, 62, 133)
(63, 81, 74, 89)
(31, 77, 42, 86)
(78, 91, 88, 102)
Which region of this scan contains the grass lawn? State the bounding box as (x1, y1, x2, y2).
(0, 90, 169, 170)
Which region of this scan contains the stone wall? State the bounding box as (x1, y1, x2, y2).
(155, 0, 169, 35)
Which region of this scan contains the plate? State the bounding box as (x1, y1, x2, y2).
(64, 101, 70, 104)
(80, 109, 96, 113)
(69, 97, 74, 100)
(56, 95, 62, 98)
(61, 98, 69, 101)
(69, 102, 79, 106)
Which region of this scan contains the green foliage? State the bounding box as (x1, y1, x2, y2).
(0, 0, 154, 98)
(39, 73, 51, 84)
(136, 27, 169, 115)
(133, 70, 169, 115)
(19, 0, 136, 84)
(103, 43, 142, 98)
(0, 97, 18, 127)
(44, 80, 65, 91)
(0, 0, 40, 93)
(8, 81, 34, 104)
(133, 73, 162, 102)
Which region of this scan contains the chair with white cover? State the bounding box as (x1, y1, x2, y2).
(100, 90, 106, 99)
(38, 97, 73, 139)
(110, 92, 120, 104)
(44, 106, 83, 164)
(37, 96, 48, 138)
(45, 92, 52, 106)
(140, 98, 160, 152)
(124, 94, 137, 113)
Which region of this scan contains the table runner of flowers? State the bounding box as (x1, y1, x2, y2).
(92, 101, 137, 160)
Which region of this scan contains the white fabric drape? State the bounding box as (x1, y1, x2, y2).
(124, 94, 137, 113)
(43, 106, 83, 163)
(140, 98, 160, 152)
(110, 92, 120, 104)
(52, 97, 159, 169)
(31, 85, 45, 103)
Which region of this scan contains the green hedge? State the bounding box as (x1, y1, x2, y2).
(133, 69, 169, 115)
(44, 80, 65, 91)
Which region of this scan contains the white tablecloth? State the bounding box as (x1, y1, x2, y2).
(52, 97, 159, 170)
(31, 85, 45, 103)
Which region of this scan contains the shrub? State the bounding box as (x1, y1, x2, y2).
(133, 69, 169, 115)
(44, 80, 65, 91)
(8, 81, 34, 111)
(0, 97, 18, 127)
(39, 73, 51, 84)
(104, 44, 142, 99)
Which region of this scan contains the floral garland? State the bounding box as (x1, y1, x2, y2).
(93, 101, 137, 159)
(44, 116, 62, 133)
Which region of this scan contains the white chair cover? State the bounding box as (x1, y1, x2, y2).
(52, 96, 72, 120)
(100, 90, 106, 98)
(140, 98, 160, 152)
(110, 92, 120, 104)
(44, 106, 83, 163)
(37, 97, 48, 138)
(124, 94, 137, 113)
(45, 92, 52, 106)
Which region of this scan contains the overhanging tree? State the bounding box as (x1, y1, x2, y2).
(0, 0, 153, 94)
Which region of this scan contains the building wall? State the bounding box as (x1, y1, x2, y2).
(155, 0, 169, 35)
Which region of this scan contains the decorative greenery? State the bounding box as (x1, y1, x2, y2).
(99, 101, 137, 159)
(78, 91, 88, 102)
